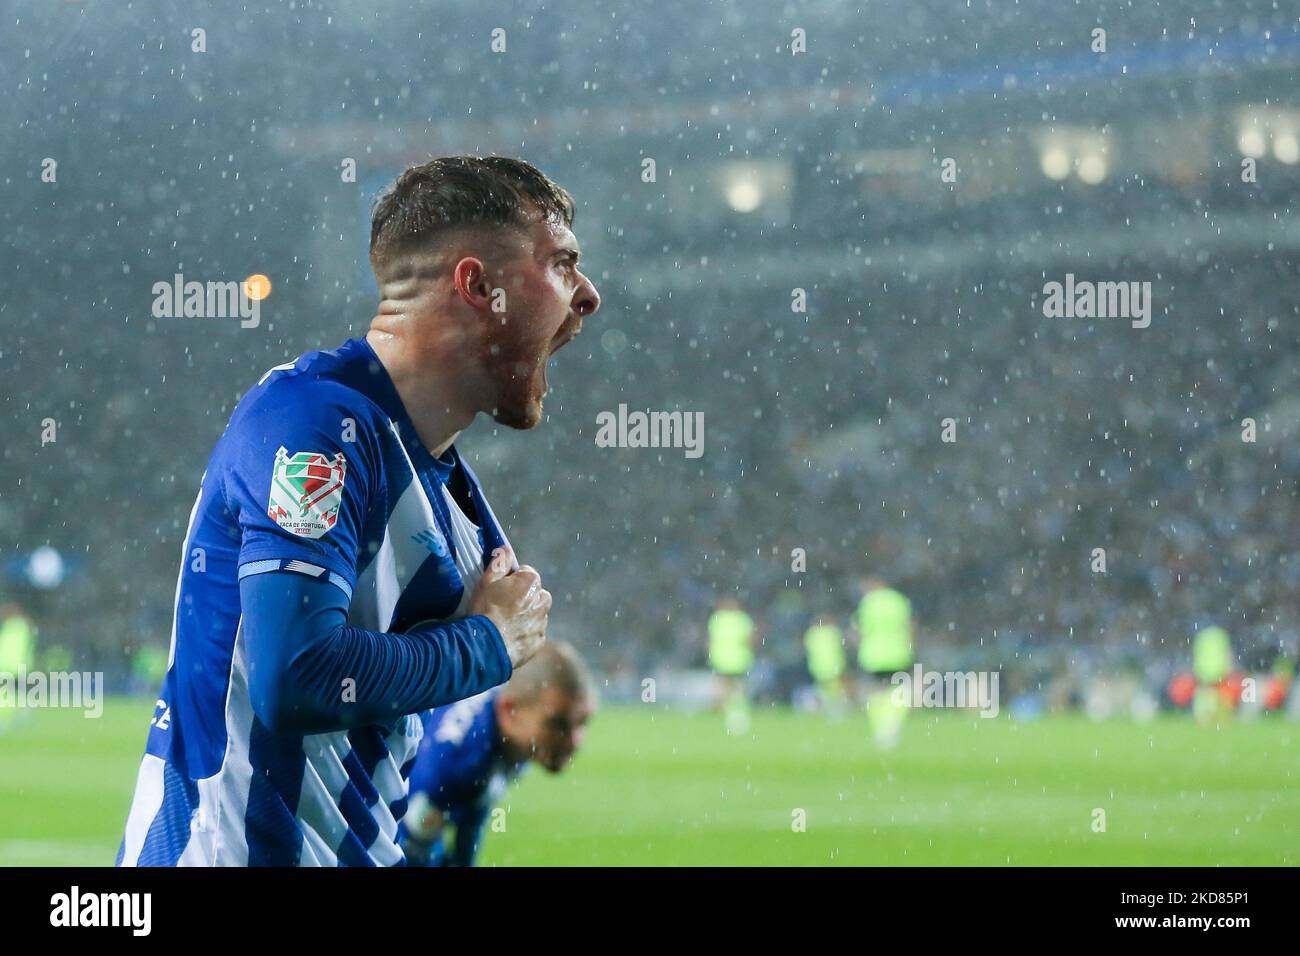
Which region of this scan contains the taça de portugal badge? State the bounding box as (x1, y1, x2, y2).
(267, 446, 347, 539)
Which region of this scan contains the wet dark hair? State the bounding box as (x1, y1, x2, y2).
(369, 155, 575, 267)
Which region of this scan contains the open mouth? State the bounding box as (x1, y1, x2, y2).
(550, 317, 583, 354)
(541, 319, 582, 393)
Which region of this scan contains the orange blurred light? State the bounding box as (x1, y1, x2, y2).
(243, 274, 272, 301)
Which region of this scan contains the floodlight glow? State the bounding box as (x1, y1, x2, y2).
(1273, 131, 1299, 165)
(1040, 146, 1071, 181)
(1238, 126, 1267, 159)
(1077, 153, 1108, 184)
(725, 177, 763, 212)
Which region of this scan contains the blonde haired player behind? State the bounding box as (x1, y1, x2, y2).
(399, 641, 596, 866)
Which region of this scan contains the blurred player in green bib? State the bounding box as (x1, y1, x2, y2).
(0, 603, 37, 732)
(131, 642, 168, 698)
(1192, 625, 1232, 727)
(708, 596, 755, 734)
(804, 616, 847, 717)
(854, 578, 913, 749)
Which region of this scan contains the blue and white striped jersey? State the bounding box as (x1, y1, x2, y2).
(116, 337, 513, 866)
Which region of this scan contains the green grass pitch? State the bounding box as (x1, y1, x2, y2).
(0, 699, 1294, 866)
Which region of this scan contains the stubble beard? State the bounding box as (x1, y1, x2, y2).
(489, 353, 546, 430)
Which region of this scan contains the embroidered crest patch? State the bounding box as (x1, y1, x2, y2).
(267, 446, 347, 539)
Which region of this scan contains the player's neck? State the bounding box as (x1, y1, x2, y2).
(365, 326, 477, 458)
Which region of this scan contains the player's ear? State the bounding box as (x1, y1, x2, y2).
(495, 692, 516, 721)
(452, 257, 493, 309)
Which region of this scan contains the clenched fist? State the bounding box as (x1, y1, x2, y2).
(467, 546, 550, 669)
